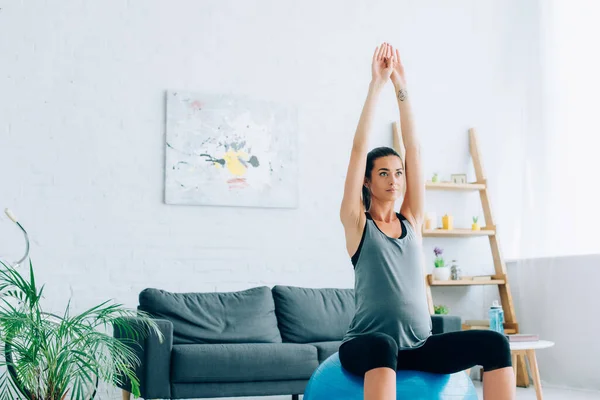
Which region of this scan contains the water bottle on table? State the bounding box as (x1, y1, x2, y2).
(488, 300, 504, 334)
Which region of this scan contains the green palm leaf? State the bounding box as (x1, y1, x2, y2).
(0, 260, 162, 399)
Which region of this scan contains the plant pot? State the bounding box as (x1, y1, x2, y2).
(433, 266, 451, 281)
(472, 223, 480, 231)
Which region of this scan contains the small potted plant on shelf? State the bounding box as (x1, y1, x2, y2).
(434, 304, 449, 315)
(432, 247, 451, 281)
(472, 216, 480, 231)
(431, 173, 439, 183)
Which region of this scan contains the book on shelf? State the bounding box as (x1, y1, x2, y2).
(505, 333, 539, 342)
(464, 325, 490, 330)
(464, 319, 490, 327)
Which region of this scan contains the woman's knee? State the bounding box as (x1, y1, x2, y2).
(339, 333, 398, 376)
(479, 330, 512, 371)
(368, 332, 399, 356)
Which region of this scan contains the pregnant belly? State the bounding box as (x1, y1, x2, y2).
(358, 297, 429, 325)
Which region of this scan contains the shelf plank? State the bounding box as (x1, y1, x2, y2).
(427, 275, 506, 286)
(422, 228, 495, 237)
(462, 324, 517, 334)
(426, 181, 486, 191)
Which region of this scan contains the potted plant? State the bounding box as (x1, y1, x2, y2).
(434, 304, 449, 315)
(472, 216, 480, 230)
(0, 210, 162, 400)
(431, 173, 439, 183)
(0, 260, 162, 400)
(432, 247, 451, 281)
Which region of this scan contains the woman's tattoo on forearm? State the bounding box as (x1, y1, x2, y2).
(397, 88, 407, 101)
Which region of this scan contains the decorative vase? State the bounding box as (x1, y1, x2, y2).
(472, 223, 480, 231)
(451, 264, 462, 280)
(424, 212, 436, 230)
(442, 214, 453, 230)
(433, 266, 451, 281)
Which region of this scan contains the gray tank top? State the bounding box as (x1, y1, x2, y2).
(341, 212, 432, 350)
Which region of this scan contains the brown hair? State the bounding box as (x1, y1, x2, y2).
(362, 146, 404, 211)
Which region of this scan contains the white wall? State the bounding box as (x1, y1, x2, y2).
(534, 0, 600, 259)
(504, 1, 600, 392)
(509, 256, 600, 392)
(0, 0, 566, 398)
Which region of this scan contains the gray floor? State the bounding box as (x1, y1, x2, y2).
(472, 381, 600, 399)
(106, 382, 600, 399)
(213, 384, 600, 400)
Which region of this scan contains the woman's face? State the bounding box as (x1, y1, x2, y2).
(365, 155, 404, 203)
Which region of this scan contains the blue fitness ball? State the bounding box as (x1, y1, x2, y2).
(303, 353, 478, 400)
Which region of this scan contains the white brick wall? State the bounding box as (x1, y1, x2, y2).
(0, 0, 542, 398)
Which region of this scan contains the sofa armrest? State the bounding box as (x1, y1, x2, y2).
(431, 315, 462, 334)
(114, 317, 173, 399)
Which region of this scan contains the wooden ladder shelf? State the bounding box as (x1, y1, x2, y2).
(392, 124, 529, 387)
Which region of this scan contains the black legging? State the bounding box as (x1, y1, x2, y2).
(339, 330, 511, 377)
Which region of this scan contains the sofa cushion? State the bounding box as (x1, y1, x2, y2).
(309, 341, 341, 363)
(138, 286, 282, 345)
(272, 285, 355, 343)
(431, 315, 462, 334)
(171, 343, 319, 383)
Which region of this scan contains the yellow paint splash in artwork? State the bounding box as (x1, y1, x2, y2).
(223, 150, 249, 176)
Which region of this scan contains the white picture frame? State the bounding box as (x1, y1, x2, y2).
(451, 174, 467, 184)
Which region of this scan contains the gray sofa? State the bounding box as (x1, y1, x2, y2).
(115, 285, 462, 399)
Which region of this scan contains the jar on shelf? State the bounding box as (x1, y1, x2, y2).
(450, 261, 461, 280)
(442, 214, 453, 230)
(424, 212, 436, 230)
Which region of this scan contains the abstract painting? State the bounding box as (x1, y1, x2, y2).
(164, 91, 298, 208)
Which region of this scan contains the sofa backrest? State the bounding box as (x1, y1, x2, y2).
(138, 286, 282, 345)
(272, 285, 355, 343)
